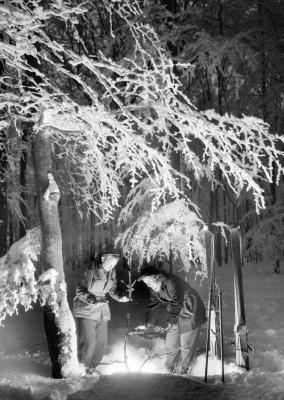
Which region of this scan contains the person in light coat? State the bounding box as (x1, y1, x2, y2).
(73, 251, 128, 371)
(138, 267, 206, 375)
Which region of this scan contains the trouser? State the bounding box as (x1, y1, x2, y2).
(76, 317, 108, 367)
(165, 324, 201, 373)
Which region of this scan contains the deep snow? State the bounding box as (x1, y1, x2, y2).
(0, 263, 284, 400)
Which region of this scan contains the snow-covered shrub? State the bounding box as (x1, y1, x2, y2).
(0, 227, 40, 324)
(0, 228, 59, 325)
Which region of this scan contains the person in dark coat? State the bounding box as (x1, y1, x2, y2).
(138, 267, 206, 374)
(73, 251, 128, 372)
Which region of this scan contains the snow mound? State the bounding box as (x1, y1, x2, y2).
(190, 354, 244, 379)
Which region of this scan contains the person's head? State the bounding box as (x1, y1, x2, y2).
(101, 252, 120, 272)
(138, 267, 166, 292)
(142, 274, 163, 292)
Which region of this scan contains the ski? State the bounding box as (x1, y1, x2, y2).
(229, 227, 250, 370)
(204, 229, 224, 382)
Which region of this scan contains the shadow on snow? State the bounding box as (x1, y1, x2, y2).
(67, 372, 226, 400)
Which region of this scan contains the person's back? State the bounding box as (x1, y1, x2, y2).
(139, 269, 206, 375)
(170, 275, 206, 333)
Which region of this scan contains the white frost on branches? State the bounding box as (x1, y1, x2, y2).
(0, 0, 283, 261)
(0, 227, 40, 324)
(0, 228, 60, 325)
(117, 198, 206, 272)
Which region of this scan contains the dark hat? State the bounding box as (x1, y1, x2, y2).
(101, 246, 120, 257)
(97, 247, 120, 264)
(137, 266, 160, 282)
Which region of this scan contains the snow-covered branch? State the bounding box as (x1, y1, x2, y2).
(0, 228, 60, 325)
(117, 199, 206, 272)
(1, 0, 283, 232)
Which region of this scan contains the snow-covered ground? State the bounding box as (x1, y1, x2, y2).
(0, 264, 284, 400)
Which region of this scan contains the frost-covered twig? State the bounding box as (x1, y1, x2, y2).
(117, 198, 206, 270)
(0, 1, 283, 236)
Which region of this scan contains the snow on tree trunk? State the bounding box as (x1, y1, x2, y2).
(0, 162, 7, 257)
(31, 128, 83, 379)
(0, 128, 8, 257)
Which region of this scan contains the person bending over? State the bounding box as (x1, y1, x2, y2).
(138, 267, 206, 375)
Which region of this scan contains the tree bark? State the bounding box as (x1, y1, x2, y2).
(223, 183, 228, 264)
(214, 184, 222, 267)
(19, 125, 30, 238)
(0, 52, 7, 257)
(31, 128, 82, 379)
(0, 141, 7, 257)
(0, 125, 9, 257)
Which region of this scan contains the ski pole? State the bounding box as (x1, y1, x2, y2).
(205, 284, 213, 382)
(123, 268, 132, 372)
(219, 289, 224, 382)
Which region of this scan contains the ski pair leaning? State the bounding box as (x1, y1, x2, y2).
(204, 229, 224, 383)
(204, 227, 252, 383)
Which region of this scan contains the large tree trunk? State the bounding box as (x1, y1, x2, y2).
(31, 128, 83, 379)
(19, 125, 30, 238)
(0, 130, 8, 257)
(0, 53, 8, 257)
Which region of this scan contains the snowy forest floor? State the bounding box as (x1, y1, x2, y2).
(0, 264, 284, 400)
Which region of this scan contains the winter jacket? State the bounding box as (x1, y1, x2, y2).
(145, 275, 206, 333)
(73, 262, 124, 321)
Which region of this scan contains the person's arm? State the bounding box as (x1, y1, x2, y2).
(145, 289, 161, 326)
(75, 267, 97, 304)
(166, 277, 184, 326)
(108, 269, 128, 302)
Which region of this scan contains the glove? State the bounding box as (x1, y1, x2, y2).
(150, 325, 169, 338)
(87, 294, 97, 304)
(119, 295, 130, 303)
(153, 325, 165, 333)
